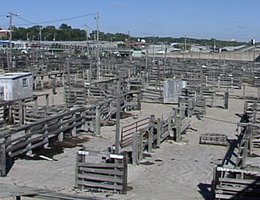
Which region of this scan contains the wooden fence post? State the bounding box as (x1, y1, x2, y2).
(132, 131, 139, 165)
(156, 118, 162, 147)
(122, 155, 128, 194)
(43, 124, 49, 149)
(243, 101, 248, 114)
(58, 118, 64, 141)
(137, 91, 141, 110)
(248, 132, 253, 156)
(95, 106, 101, 136)
(243, 84, 246, 99)
(80, 111, 85, 132)
(25, 129, 33, 156)
(242, 140, 248, 167)
(138, 129, 144, 161)
(72, 112, 77, 137)
(258, 88, 260, 100)
(19, 101, 24, 125)
(217, 76, 220, 88)
(224, 92, 229, 109)
(75, 151, 86, 189)
(212, 92, 216, 107)
(253, 101, 257, 123)
(175, 109, 181, 142)
(0, 145, 6, 176)
(211, 166, 217, 199)
(148, 115, 155, 152)
(167, 114, 172, 136)
(188, 98, 193, 117)
(148, 128, 153, 153)
(45, 94, 49, 111)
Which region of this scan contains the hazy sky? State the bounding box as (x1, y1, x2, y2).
(0, 0, 259, 41)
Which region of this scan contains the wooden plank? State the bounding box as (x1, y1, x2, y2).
(215, 193, 260, 200)
(10, 140, 48, 157)
(217, 185, 260, 193)
(77, 173, 123, 184)
(219, 178, 260, 185)
(77, 180, 123, 191)
(78, 162, 124, 169)
(32, 192, 107, 200)
(79, 167, 124, 176)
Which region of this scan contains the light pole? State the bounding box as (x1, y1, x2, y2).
(85, 25, 89, 56)
(38, 25, 42, 45)
(7, 12, 19, 71)
(95, 12, 100, 79)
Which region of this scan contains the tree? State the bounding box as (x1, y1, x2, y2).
(59, 23, 71, 30)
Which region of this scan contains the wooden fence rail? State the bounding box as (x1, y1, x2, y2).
(120, 107, 191, 164)
(211, 124, 260, 199)
(0, 107, 85, 176)
(75, 150, 127, 194)
(212, 166, 260, 200)
(120, 117, 151, 148)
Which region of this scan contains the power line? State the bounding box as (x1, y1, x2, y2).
(15, 13, 95, 27)
(16, 15, 36, 26)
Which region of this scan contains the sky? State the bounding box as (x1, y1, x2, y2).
(0, 0, 259, 41)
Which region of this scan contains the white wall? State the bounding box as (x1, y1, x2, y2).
(0, 74, 33, 101)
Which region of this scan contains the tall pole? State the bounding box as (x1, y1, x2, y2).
(95, 12, 100, 79)
(127, 31, 130, 49)
(7, 12, 19, 72)
(115, 77, 121, 154)
(184, 35, 187, 51)
(96, 12, 99, 43)
(85, 25, 89, 56)
(39, 25, 42, 44)
(152, 35, 155, 62)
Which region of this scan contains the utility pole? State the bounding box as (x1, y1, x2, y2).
(152, 35, 155, 62)
(38, 25, 42, 44)
(85, 26, 88, 41)
(115, 76, 121, 154)
(184, 35, 187, 51)
(85, 25, 89, 56)
(7, 12, 19, 72)
(213, 38, 216, 52)
(127, 31, 130, 49)
(95, 12, 100, 43)
(95, 12, 100, 79)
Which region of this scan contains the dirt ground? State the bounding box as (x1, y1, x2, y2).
(0, 85, 259, 200)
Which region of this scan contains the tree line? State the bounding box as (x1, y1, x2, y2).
(2, 23, 247, 48)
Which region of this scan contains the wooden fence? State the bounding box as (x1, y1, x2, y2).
(244, 100, 260, 124)
(211, 124, 260, 199)
(0, 94, 50, 126)
(179, 94, 207, 115)
(120, 107, 191, 164)
(120, 117, 151, 148)
(212, 166, 260, 200)
(0, 107, 85, 176)
(75, 150, 127, 194)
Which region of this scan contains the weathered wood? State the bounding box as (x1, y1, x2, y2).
(200, 133, 228, 146)
(95, 107, 101, 136)
(120, 117, 150, 148)
(156, 118, 162, 147)
(75, 151, 127, 194)
(212, 166, 260, 200)
(0, 146, 6, 176)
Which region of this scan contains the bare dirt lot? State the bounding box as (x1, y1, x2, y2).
(0, 86, 258, 200)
